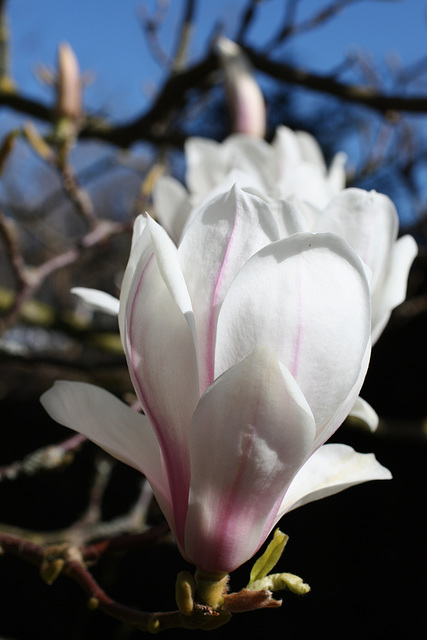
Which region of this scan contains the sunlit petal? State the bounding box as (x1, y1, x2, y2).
(185, 347, 316, 572)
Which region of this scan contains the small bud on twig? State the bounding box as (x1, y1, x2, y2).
(217, 36, 266, 138)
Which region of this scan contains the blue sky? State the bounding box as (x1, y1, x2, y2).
(7, 0, 427, 121)
(2, 1, 427, 225)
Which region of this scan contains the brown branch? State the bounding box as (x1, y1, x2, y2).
(0, 528, 229, 632)
(244, 46, 427, 115)
(0, 218, 132, 335)
(0, 531, 181, 632)
(0, 433, 86, 482)
(171, 0, 197, 73)
(268, 0, 363, 46)
(2, 47, 427, 157)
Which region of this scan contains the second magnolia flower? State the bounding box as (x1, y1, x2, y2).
(41, 184, 389, 574)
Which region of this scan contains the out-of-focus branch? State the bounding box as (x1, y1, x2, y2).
(0, 432, 86, 482)
(0, 527, 192, 633)
(237, 0, 267, 43)
(2, 48, 427, 154)
(244, 46, 427, 115)
(172, 0, 197, 73)
(267, 0, 363, 47)
(0, 0, 15, 92)
(0, 218, 132, 335)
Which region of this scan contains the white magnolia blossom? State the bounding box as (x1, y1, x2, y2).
(153, 126, 346, 243)
(153, 130, 416, 348)
(42, 185, 391, 575)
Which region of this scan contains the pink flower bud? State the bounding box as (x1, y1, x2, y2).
(56, 42, 82, 122)
(217, 37, 266, 138)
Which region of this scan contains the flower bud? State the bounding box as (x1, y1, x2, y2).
(217, 37, 266, 138)
(56, 42, 82, 123)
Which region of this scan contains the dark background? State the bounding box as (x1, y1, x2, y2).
(0, 303, 425, 639)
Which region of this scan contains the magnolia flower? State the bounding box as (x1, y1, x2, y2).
(153, 126, 346, 243)
(155, 152, 416, 349)
(42, 186, 391, 576)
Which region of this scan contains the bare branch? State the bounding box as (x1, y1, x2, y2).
(268, 0, 364, 47)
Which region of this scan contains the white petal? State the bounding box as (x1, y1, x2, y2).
(327, 151, 347, 193)
(314, 188, 399, 292)
(185, 137, 226, 198)
(120, 216, 199, 545)
(349, 396, 379, 432)
(179, 184, 279, 392)
(295, 129, 327, 167)
(184, 346, 316, 572)
(40, 381, 174, 525)
(271, 199, 309, 237)
(277, 443, 392, 518)
(371, 233, 418, 344)
(71, 287, 120, 316)
(118, 214, 149, 338)
(215, 231, 371, 442)
(152, 175, 191, 244)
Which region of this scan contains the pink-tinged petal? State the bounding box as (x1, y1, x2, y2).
(118, 214, 148, 338)
(184, 346, 316, 573)
(277, 443, 392, 518)
(71, 287, 119, 316)
(179, 184, 279, 392)
(121, 217, 199, 546)
(371, 233, 418, 344)
(152, 175, 191, 244)
(215, 232, 371, 442)
(40, 381, 175, 528)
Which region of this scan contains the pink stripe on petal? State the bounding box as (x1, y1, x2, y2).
(124, 251, 195, 546)
(204, 204, 240, 389)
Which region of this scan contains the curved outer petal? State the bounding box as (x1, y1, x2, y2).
(348, 396, 379, 431)
(313, 189, 399, 291)
(120, 216, 199, 547)
(370, 233, 418, 344)
(313, 188, 417, 343)
(215, 231, 371, 447)
(179, 184, 280, 393)
(71, 287, 120, 316)
(184, 347, 316, 573)
(40, 381, 174, 527)
(276, 443, 392, 518)
(118, 214, 148, 339)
